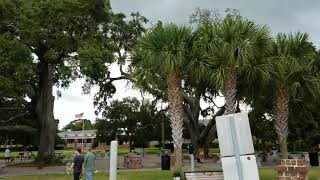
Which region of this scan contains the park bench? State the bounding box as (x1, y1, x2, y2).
(185, 171, 224, 180)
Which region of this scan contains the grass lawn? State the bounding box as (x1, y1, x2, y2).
(2, 171, 172, 180)
(4, 168, 320, 180)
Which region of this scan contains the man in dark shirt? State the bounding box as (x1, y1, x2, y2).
(69, 148, 84, 180)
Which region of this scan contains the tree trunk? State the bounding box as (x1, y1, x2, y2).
(223, 68, 238, 114)
(198, 107, 225, 144)
(129, 136, 133, 151)
(273, 87, 289, 159)
(184, 93, 226, 160)
(280, 139, 288, 159)
(184, 116, 199, 158)
(167, 72, 184, 174)
(183, 92, 201, 160)
(35, 62, 56, 164)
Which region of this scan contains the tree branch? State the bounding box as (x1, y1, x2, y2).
(204, 95, 224, 108)
(184, 105, 197, 126)
(138, 83, 166, 100)
(182, 92, 194, 107)
(138, 123, 155, 130)
(106, 63, 132, 83)
(107, 76, 129, 82)
(119, 64, 129, 77)
(4, 112, 28, 123)
(0, 107, 25, 110)
(199, 106, 225, 144)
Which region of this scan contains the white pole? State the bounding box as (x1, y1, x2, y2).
(82, 119, 84, 149)
(190, 154, 194, 172)
(109, 140, 118, 180)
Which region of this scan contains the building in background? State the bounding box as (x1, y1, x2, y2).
(58, 130, 97, 148)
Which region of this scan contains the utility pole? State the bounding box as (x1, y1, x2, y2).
(82, 119, 84, 149)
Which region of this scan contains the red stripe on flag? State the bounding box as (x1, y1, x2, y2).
(75, 113, 84, 119)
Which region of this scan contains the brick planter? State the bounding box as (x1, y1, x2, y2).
(275, 159, 310, 180)
(124, 154, 143, 169)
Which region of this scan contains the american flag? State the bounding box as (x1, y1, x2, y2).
(75, 113, 84, 120)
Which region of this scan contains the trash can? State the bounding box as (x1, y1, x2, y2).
(161, 154, 170, 170)
(309, 152, 319, 166)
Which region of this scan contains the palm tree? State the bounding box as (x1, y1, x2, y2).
(269, 32, 319, 159)
(132, 23, 193, 174)
(196, 15, 272, 114)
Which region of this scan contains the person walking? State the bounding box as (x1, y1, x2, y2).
(69, 148, 84, 180)
(84, 146, 96, 180)
(188, 145, 194, 157)
(4, 148, 11, 164)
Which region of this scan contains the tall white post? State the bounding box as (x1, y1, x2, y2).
(190, 154, 194, 172)
(82, 119, 84, 149)
(109, 140, 118, 180)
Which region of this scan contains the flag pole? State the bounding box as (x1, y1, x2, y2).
(82, 118, 84, 149)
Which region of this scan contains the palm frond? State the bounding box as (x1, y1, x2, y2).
(196, 15, 272, 87)
(269, 32, 319, 100)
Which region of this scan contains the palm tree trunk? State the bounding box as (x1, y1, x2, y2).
(223, 68, 238, 114)
(273, 87, 289, 159)
(167, 72, 184, 174)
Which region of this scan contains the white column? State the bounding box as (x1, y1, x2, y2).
(109, 140, 118, 180)
(190, 154, 194, 172)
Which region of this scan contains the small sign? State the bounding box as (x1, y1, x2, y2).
(216, 112, 259, 180)
(216, 112, 254, 157)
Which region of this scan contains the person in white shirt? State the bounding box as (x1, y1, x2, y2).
(5, 148, 11, 163)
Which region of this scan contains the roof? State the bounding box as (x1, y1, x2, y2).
(58, 130, 97, 139)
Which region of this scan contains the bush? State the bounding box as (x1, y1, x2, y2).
(92, 141, 99, 148)
(0, 146, 24, 152)
(36, 154, 64, 166)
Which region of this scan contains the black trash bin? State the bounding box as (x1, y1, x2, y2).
(161, 154, 170, 170)
(309, 152, 319, 166)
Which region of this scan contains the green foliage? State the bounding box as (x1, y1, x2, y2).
(80, 12, 148, 113)
(247, 32, 320, 153)
(288, 101, 320, 151)
(0, 0, 115, 161)
(94, 119, 116, 145)
(0, 35, 34, 97)
(196, 15, 272, 89)
(62, 119, 94, 131)
(269, 32, 320, 100)
(95, 98, 170, 147)
(133, 23, 193, 76)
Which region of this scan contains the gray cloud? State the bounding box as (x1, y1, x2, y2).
(111, 0, 320, 45)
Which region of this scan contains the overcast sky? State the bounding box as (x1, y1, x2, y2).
(54, 0, 320, 129)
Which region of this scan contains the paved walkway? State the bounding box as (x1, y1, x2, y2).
(0, 155, 223, 177)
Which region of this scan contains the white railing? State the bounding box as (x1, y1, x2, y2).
(66, 143, 92, 148)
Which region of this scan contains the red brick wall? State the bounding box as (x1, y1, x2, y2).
(275, 159, 310, 180)
(124, 155, 143, 169)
